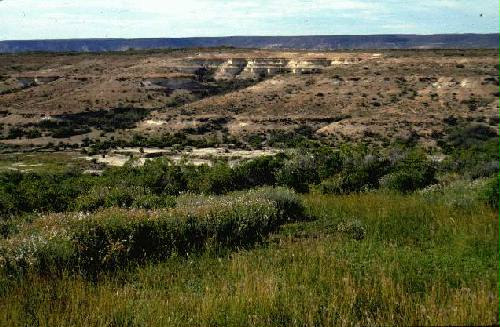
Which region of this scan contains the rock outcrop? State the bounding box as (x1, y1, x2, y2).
(181, 56, 370, 80)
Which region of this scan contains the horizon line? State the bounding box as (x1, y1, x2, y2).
(1, 32, 499, 42)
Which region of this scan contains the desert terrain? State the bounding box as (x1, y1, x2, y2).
(0, 49, 497, 155)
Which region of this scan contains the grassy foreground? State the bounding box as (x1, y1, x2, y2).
(0, 188, 497, 326)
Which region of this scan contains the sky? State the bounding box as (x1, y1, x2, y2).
(0, 0, 498, 40)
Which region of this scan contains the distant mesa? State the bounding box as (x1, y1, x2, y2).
(0, 34, 498, 53)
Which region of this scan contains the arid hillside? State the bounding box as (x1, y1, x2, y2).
(0, 49, 498, 149)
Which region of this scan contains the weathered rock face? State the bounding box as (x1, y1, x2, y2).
(183, 56, 368, 80)
(129, 56, 372, 88)
(215, 59, 248, 79)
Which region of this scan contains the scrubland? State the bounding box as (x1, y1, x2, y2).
(0, 131, 498, 326)
(0, 48, 498, 326)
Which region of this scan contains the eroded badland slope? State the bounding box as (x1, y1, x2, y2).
(0, 49, 498, 149)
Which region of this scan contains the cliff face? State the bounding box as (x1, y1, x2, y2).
(182, 55, 374, 79)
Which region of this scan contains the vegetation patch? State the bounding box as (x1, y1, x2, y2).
(0, 187, 497, 326)
(480, 176, 499, 209)
(0, 187, 304, 276)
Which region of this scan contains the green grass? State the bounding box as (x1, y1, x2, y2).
(0, 151, 91, 173)
(0, 189, 497, 326)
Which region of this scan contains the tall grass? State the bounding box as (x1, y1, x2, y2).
(0, 188, 497, 326)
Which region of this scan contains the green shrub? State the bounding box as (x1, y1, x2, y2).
(16, 173, 86, 213)
(0, 187, 304, 276)
(192, 162, 236, 194)
(233, 154, 285, 189)
(319, 154, 389, 194)
(139, 158, 187, 195)
(275, 151, 319, 193)
(380, 151, 436, 193)
(6, 127, 26, 139)
(0, 171, 93, 216)
(319, 171, 369, 194)
(26, 129, 42, 139)
(480, 176, 499, 209)
(132, 193, 176, 210)
(247, 134, 265, 149)
(51, 126, 91, 138)
(0, 188, 17, 217)
(103, 186, 137, 208)
(380, 170, 432, 194)
(314, 147, 342, 180)
(440, 123, 497, 151)
(245, 186, 306, 222)
(336, 219, 366, 240)
(72, 186, 176, 212)
(439, 123, 499, 178)
(419, 177, 496, 210)
(72, 188, 106, 212)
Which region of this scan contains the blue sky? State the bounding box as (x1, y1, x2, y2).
(0, 0, 498, 40)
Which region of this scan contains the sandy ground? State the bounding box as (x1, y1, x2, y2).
(82, 147, 281, 168)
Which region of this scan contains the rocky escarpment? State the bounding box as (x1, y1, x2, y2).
(1, 54, 377, 97)
(130, 55, 377, 93)
(168, 55, 376, 80)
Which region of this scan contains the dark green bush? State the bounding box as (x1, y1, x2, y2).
(131, 193, 176, 210)
(275, 151, 320, 193)
(6, 127, 25, 139)
(138, 158, 187, 195)
(480, 176, 499, 209)
(380, 151, 436, 193)
(247, 134, 265, 149)
(0, 188, 17, 218)
(192, 162, 236, 194)
(319, 154, 389, 194)
(319, 170, 370, 194)
(262, 187, 305, 221)
(15, 173, 88, 213)
(439, 123, 499, 178)
(314, 147, 342, 180)
(380, 169, 434, 194)
(26, 129, 42, 139)
(233, 154, 285, 189)
(51, 126, 91, 138)
(0, 172, 23, 216)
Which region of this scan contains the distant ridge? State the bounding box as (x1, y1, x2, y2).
(0, 34, 498, 53)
